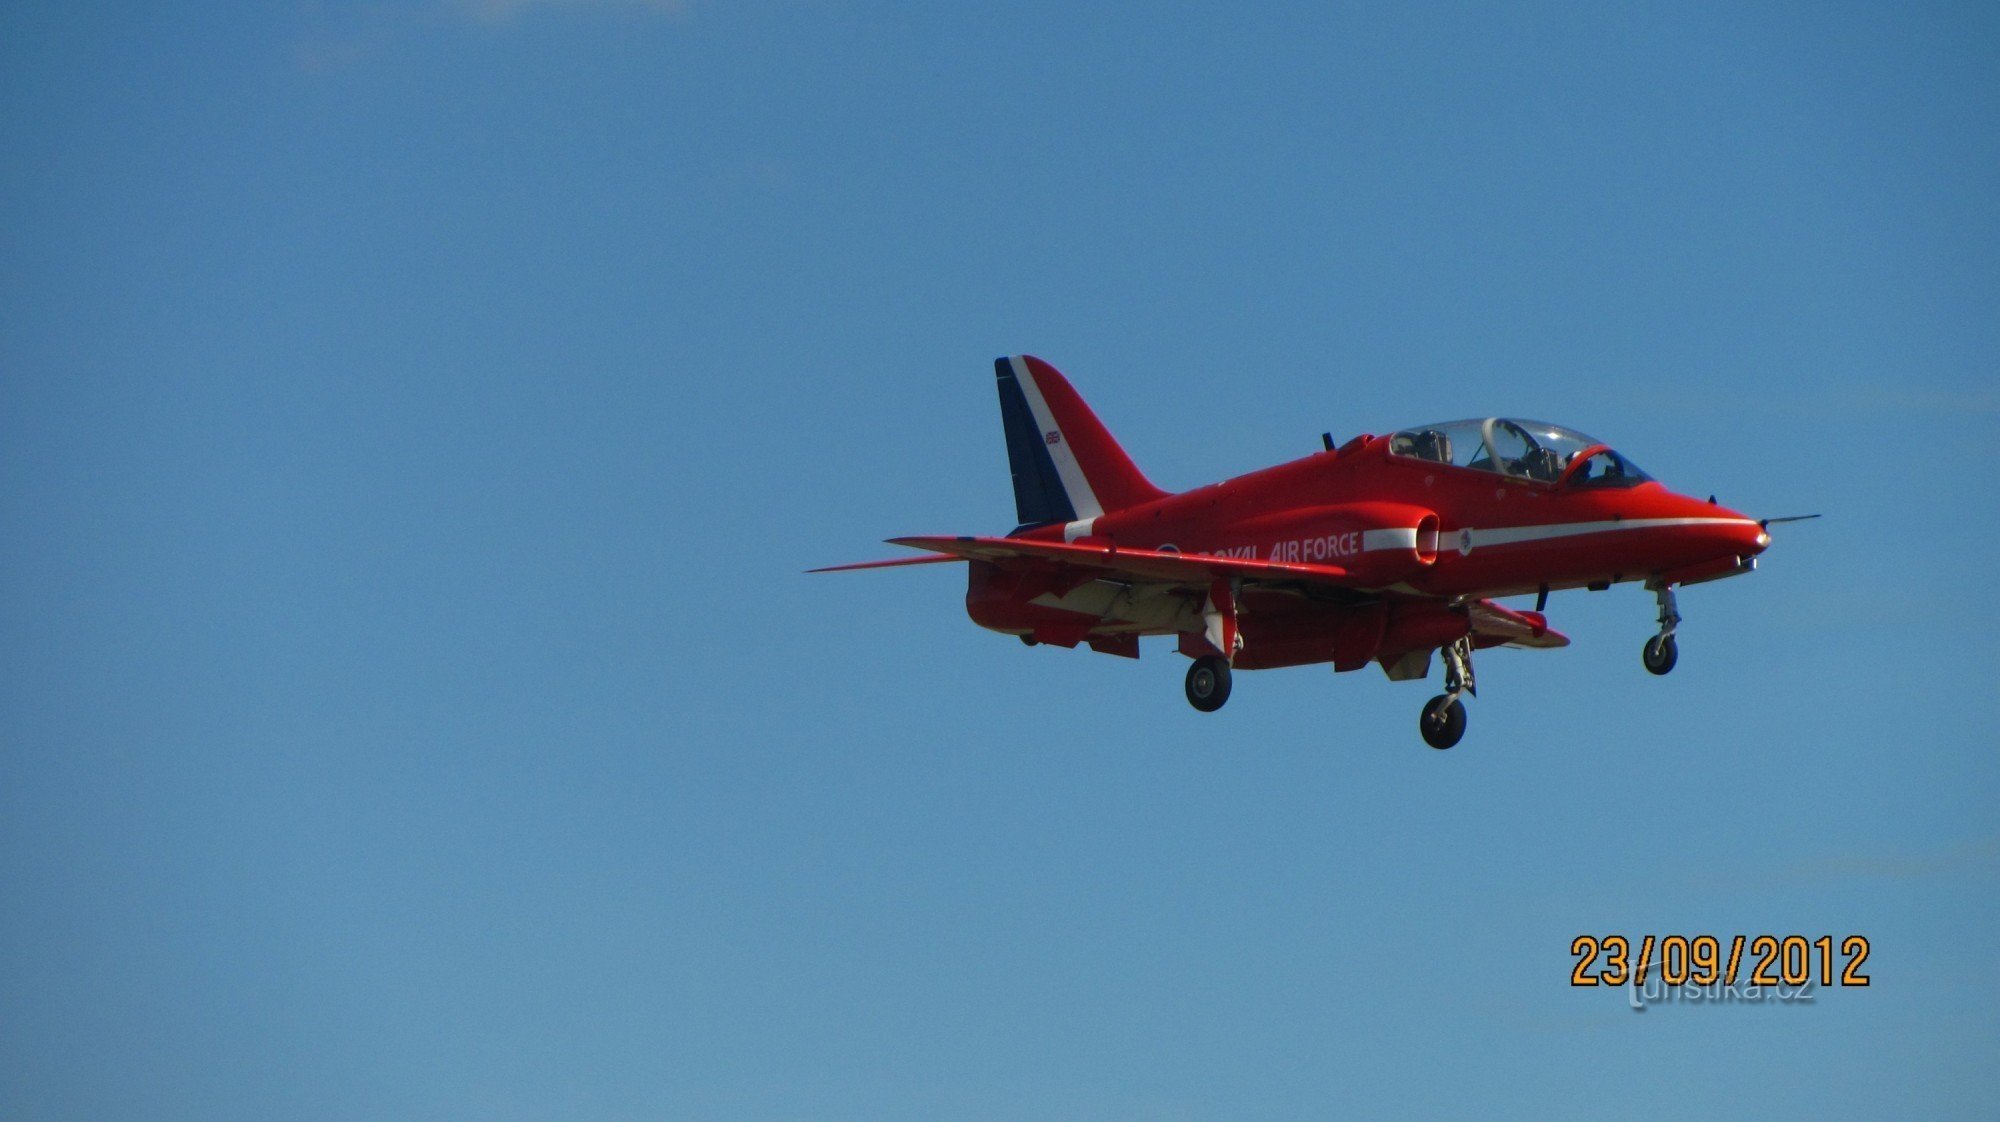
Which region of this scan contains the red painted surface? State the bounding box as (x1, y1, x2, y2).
(819, 356, 1779, 681)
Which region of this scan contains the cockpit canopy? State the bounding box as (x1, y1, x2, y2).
(1387, 418, 1652, 487)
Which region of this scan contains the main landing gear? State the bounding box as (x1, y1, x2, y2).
(1185, 655, 1233, 713)
(1176, 633, 1474, 747)
(1184, 578, 1241, 713)
(1420, 637, 1475, 750)
(1643, 582, 1679, 676)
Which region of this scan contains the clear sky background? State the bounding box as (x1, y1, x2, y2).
(3, 2, 1996, 1118)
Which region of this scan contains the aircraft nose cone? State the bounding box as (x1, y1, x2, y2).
(1655, 496, 1768, 572)
(1707, 503, 1767, 558)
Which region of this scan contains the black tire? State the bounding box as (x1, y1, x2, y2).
(1184, 656, 1232, 713)
(1643, 634, 1678, 676)
(1419, 694, 1466, 749)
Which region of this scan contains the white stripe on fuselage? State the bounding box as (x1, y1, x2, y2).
(1455, 516, 1756, 552)
(1196, 517, 1751, 562)
(1008, 355, 1104, 521)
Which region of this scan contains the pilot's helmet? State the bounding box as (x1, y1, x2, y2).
(1523, 446, 1560, 481)
(1421, 429, 1451, 463)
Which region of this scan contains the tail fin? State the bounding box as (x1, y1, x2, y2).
(994, 355, 1167, 531)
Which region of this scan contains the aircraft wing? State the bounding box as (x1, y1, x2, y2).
(884, 535, 1351, 587)
(1467, 599, 1569, 649)
(824, 538, 1569, 649)
(806, 554, 966, 573)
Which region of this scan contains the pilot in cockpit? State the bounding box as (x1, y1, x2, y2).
(1519, 445, 1561, 482)
(1390, 428, 1452, 464)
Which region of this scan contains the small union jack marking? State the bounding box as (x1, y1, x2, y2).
(1045, 431, 1061, 445)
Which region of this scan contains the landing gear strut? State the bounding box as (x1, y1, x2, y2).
(1643, 582, 1679, 676)
(1185, 656, 1233, 713)
(1419, 637, 1474, 749)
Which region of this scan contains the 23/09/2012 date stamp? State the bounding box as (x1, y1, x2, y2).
(1572, 934, 1871, 995)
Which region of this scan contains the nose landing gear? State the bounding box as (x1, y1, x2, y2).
(1643, 582, 1680, 676)
(1419, 637, 1475, 749)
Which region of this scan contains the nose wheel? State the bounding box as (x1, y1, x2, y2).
(1643, 582, 1680, 676)
(1185, 655, 1233, 712)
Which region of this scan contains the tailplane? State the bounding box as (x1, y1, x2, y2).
(994, 355, 1167, 531)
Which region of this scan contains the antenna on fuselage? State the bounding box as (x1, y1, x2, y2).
(1321, 432, 1334, 451)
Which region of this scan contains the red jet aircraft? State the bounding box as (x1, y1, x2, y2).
(815, 356, 1808, 747)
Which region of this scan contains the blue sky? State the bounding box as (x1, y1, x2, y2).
(2, 2, 1995, 1118)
